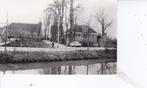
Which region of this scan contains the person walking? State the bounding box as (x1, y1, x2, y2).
(52, 42, 55, 48)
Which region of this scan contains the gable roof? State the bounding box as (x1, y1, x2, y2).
(67, 25, 97, 33)
(8, 23, 39, 32)
(7, 23, 41, 37)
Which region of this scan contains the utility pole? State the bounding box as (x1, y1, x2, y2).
(87, 17, 91, 51)
(87, 26, 89, 51)
(57, 15, 60, 44)
(4, 11, 8, 52)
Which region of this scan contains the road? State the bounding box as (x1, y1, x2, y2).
(0, 40, 116, 52)
(0, 47, 115, 52)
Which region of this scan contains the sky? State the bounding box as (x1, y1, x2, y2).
(0, 0, 117, 38)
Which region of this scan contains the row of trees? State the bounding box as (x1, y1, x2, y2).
(43, 0, 82, 44)
(43, 0, 113, 46)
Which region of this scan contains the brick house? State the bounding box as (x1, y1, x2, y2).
(6, 22, 42, 39)
(66, 25, 98, 46)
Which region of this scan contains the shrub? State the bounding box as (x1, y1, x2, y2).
(0, 52, 13, 64)
(0, 50, 117, 64)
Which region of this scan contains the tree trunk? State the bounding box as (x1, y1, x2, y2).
(68, 66, 72, 74)
(57, 66, 61, 74)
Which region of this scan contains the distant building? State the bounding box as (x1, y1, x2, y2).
(66, 25, 98, 46)
(6, 22, 42, 39)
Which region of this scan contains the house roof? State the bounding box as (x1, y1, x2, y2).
(67, 25, 97, 33)
(7, 23, 41, 37)
(8, 23, 39, 32)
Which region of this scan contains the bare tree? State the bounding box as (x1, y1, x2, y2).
(68, 0, 83, 44)
(45, 0, 68, 43)
(69, 0, 74, 30)
(95, 10, 112, 47)
(95, 10, 112, 37)
(44, 0, 82, 44)
(65, 6, 70, 45)
(43, 11, 52, 39)
(69, 0, 82, 28)
(37, 22, 42, 38)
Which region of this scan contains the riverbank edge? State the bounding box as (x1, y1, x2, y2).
(0, 49, 117, 64)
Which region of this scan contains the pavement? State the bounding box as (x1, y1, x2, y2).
(43, 40, 67, 48)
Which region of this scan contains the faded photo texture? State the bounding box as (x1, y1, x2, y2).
(0, 0, 117, 75)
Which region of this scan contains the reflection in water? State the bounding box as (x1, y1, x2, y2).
(42, 63, 116, 74)
(0, 61, 116, 75)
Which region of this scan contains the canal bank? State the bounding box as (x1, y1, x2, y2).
(0, 49, 116, 64)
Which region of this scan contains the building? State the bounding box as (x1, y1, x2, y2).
(66, 25, 98, 46)
(6, 22, 42, 39)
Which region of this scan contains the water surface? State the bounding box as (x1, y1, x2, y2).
(0, 59, 116, 75)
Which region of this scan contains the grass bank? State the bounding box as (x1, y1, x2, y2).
(0, 49, 116, 64)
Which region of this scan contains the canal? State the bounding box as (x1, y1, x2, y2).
(0, 59, 116, 75)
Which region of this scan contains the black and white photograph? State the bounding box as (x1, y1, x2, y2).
(0, 0, 117, 75)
